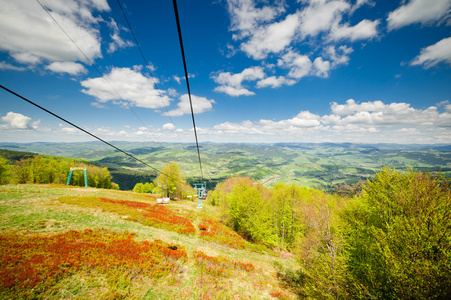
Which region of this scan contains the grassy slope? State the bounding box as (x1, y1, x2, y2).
(0, 184, 297, 299)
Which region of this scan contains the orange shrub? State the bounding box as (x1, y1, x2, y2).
(193, 250, 254, 278)
(198, 217, 246, 249)
(58, 196, 196, 235)
(0, 229, 187, 297)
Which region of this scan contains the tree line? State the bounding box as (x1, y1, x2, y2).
(0, 154, 118, 189)
(209, 168, 451, 299)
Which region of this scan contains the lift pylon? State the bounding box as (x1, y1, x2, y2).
(193, 182, 207, 209)
(66, 167, 88, 187)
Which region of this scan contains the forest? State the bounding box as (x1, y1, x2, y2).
(0, 151, 118, 189)
(209, 168, 451, 299)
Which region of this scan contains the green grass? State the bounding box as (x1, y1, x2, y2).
(0, 184, 297, 299)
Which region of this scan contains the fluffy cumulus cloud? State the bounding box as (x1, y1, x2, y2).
(162, 123, 176, 131)
(240, 13, 300, 60)
(256, 76, 296, 88)
(0, 112, 39, 130)
(163, 94, 215, 117)
(46, 61, 87, 75)
(216, 0, 380, 95)
(226, 0, 286, 40)
(212, 66, 265, 96)
(0, 0, 131, 74)
(196, 99, 451, 143)
(387, 0, 451, 30)
(80, 66, 172, 109)
(0, 0, 108, 65)
(329, 19, 380, 42)
(411, 37, 451, 68)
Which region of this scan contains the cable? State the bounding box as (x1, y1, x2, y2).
(172, 0, 204, 181)
(115, 0, 187, 150)
(0, 84, 183, 183)
(36, 0, 161, 144)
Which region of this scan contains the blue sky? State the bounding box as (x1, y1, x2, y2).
(0, 0, 450, 144)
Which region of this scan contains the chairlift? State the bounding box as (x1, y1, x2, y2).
(193, 182, 207, 209)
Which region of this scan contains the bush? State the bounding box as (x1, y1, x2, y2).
(344, 168, 451, 299)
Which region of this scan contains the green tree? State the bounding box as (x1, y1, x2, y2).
(14, 158, 32, 184)
(143, 182, 155, 193)
(218, 177, 274, 246)
(154, 162, 193, 199)
(133, 183, 144, 193)
(344, 168, 451, 299)
(0, 156, 12, 185)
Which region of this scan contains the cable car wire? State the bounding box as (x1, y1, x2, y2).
(172, 0, 204, 181)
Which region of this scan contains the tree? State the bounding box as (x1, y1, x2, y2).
(155, 162, 182, 198)
(14, 158, 32, 184)
(343, 168, 451, 299)
(0, 156, 12, 185)
(154, 162, 194, 199)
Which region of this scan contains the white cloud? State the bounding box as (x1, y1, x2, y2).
(173, 74, 195, 84)
(0, 61, 26, 71)
(330, 19, 380, 42)
(0, 112, 34, 129)
(411, 37, 451, 68)
(226, 0, 285, 40)
(240, 13, 300, 59)
(277, 50, 313, 79)
(46, 61, 87, 75)
(256, 76, 296, 88)
(80, 66, 172, 109)
(387, 0, 451, 30)
(325, 45, 353, 67)
(0, 0, 108, 66)
(163, 94, 215, 117)
(219, 0, 379, 93)
(312, 57, 331, 78)
(162, 123, 176, 130)
(60, 126, 79, 134)
(195, 99, 451, 143)
(214, 85, 256, 96)
(331, 99, 385, 116)
(107, 18, 134, 54)
(298, 0, 350, 38)
(212, 66, 265, 96)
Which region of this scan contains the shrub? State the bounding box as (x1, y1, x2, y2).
(344, 168, 451, 299)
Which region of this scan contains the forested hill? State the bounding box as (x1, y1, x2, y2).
(1, 142, 451, 191)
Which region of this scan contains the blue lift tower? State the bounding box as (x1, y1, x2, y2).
(193, 183, 207, 209)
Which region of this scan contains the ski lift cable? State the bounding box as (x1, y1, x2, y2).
(172, 0, 204, 181)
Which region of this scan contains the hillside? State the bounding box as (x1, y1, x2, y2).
(1, 142, 451, 191)
(0, 184, 297, 299)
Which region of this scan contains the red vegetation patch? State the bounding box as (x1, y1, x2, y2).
(193, 250, 254, 278)
(100, 197, 196, 235)
(0, 229, 187, 296)
(57, 196, 196, 235)
(270, 289, 291, 299)
(198, 217, 246, 249)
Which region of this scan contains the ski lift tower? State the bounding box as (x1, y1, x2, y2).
(66, 167, 88, 187)
(193, 183, 207, 209)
